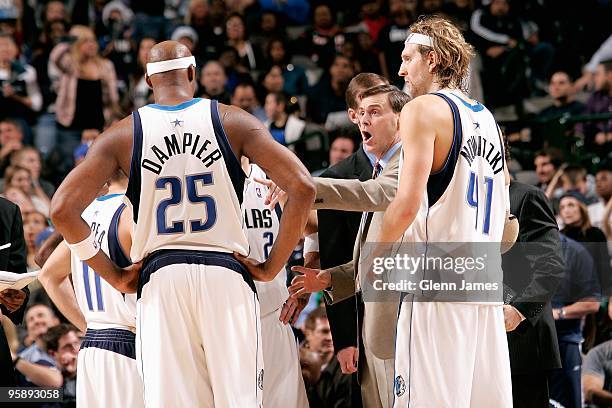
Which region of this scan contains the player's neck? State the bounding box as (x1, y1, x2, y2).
(153, 88, 194, 106)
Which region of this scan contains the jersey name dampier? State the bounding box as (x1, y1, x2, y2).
(141, 132, 222, 175)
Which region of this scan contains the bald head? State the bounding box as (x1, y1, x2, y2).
(147, 40, 192, 64)
(145, 40, 197, 94)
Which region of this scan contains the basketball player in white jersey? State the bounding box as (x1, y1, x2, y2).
(50, 41, 315, 407)
(377, 16, 513, 407)
(38, 172, 144, 408)
(241, 158, 309, 408)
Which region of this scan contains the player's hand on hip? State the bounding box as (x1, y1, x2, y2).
(0, 289, 26, 312)
(279, 293, 310, 325)
(503, 305, 524, 332)
(119, 263, 142, 294)
(254, 177, 287, 209)
(337, 347, 358, 374)
(234, 252, 273, 282)
(289, 266, 331, 297)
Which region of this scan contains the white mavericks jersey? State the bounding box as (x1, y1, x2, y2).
(127, 98, 249, 262)
(242, 164, 289, 316)
(71, 194, 136, 330)
(402, 90, 507, 243)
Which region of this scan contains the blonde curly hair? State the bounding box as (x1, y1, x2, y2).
(409, 15, 475, 91)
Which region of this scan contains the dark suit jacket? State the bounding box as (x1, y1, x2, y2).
(502, 181, 564, 374)
(0, 197, 28, 386)
(317, 148, 373, 352)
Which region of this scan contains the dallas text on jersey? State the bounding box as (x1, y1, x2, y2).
(141, 132, 223, 174)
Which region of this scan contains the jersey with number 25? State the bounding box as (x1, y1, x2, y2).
(126, 98, 249, 263)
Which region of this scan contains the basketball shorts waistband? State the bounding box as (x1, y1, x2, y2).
(138, 249, 256, 298)
(81, 328, 136, 359)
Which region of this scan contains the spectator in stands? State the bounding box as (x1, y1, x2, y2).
(131, 0, 167, 42)
(218, 46, 251, 91)
(171, 25, 200, 61)
(302, 307, 352, 407)
(100, 1, 135, 99)
(307, 55, 354, 126)
(312, 131, 357, 176)
(186, 0, 224, 61)
(589, 163, 612, 230)
(198, 61, 231, 104)
(583, 339, 612, 407)
(15, 304, 59, 386)
(3, 165, 50, 216)
(2, 186, 35, 214)
(549, 234, 600, 408)
(538, 71, 585, 121)
(9, 147, 55, 198)
(258, 64, 285, 101)
(556, 165, 599, 205)
(299, 348, 325, 406)
(534, 148, 563, 191)
(575, 34, 612, 92)
(30, 19, 69, 159)
(0, 118, 23, 171)
(442, 0, 475, 33)
(264, 91, 305, 146)
(295, 4, 345, 69)
(377, 0, 412, 87)
(51, 25, 119, 176)
(0, 33, 42, 127)
(23, 210, 49, 269)
(251, 11, 286, 52)
(559, 192, 611, 316)
(265, 37, 309, 96)
(42, 323, 80, 404)
(470, 0, 552, 106)
(130, 37, 155, 110)
(357, 0, 388, 44)
(582, 60, 612, 151)
(231, 82, 266, 122)
(225, 12, 264, 71)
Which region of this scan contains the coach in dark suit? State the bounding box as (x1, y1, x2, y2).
(502, 180, 565, 408)
(0, 197, 29, 386)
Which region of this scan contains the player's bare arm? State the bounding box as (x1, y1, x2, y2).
(50, 117, 139, 293)
(38, 242, 87, 332)
(220, 104, 316, 281)
(378, 95, 451, 243)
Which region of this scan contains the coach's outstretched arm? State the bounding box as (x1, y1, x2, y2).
(222, 104, 316, 281)
(50, 117, 139, 293)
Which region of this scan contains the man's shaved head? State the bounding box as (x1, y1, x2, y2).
(147, 40, 192, 64)
(145, 40, 197, 92)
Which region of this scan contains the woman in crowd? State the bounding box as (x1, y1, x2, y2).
(225, 12, 264, 71)
(10, 146, 54, 198)
(2, 165, 50, 216)
(265, 37, 309, 96)
(22, 210, 48, 270)
(51, 25, 119, 176)
(129, 37, 156, 110)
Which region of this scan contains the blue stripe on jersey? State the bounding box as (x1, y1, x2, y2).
(94, 273, 104, 310)
(82, 263, 94, 310)
(138, 249, 256, 299)
(126, 110, 143, 223)
(210, 99, 246, 205)
(108, 203, 132, 268)
(274, 202, 282, 221)
(147, 98, 202, 111)
(96, 193, 123, 202)
(426, 93, 463, 207)
(80, 328, 136, 359)
(449, 93, 485, 112)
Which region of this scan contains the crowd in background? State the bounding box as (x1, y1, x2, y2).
(0, 0, 611, 407)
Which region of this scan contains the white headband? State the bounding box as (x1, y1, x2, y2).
(146, 56, 196, 76)
(404, 32, 434, 47)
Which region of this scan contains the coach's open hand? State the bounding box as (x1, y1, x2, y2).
(289, 266, 331, 297)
